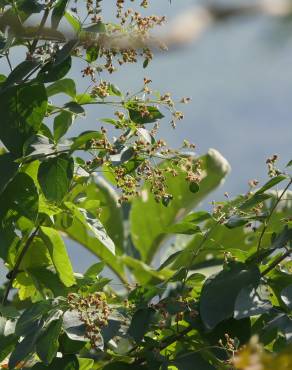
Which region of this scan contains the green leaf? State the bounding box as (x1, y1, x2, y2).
(166, 222, 201, 235)
(0, 172, 39, 223)
(234, 284, 272, 319)
(19, 237, 51, 270)
(57, 179, 125, 280)
(281, 284, 292, 310)
(70, 130, 103, 151)
(199, 263, 260, 330)
(17, 0, 44, 18)
(83, 22, 106, 33)
(64, 101, 85, 115)
(4, 60, 40, 87)
(122, 256, 172, 284)
(54, 111, 73, 141)
(64, 203, 115, 255)
(9, 328, 42, 369)
(286, 160, 292, 167)
(38, 154, 74, 203)
(128, 105, 164, 124)
(109, 83, 122, 97)
(15, 301, 50, 337)
(0, 152, 19, 194)
(255, 175, 288, 194)
(85, 45, 99, 63)
(128, 308, 155, 343)
(0, 82, 47, 156)
(36, 318, 62, 365)
(78, 358, 94, 370)
(40, 226, 76, 287)
(47, 78, 76, 98)
(38, 57, 72, 83)
(173, 352, 215, 370)
(84, 262, 104, 278)
(225, 215, 250, 229)
(32, 354, 79, 370)
(110, 146, 135, 166)
(51, 0, 69, 29)
(0, 334, 17, 363)
(65, 11, 81, 33)
(239, 193, 272, 211)
(55, 39, 79, 65)
(58, 333, 86, 354)
(158, 250, 183, 270)
(130, 149, 230, 263)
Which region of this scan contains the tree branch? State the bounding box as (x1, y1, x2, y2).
(2, 225, 40, 305)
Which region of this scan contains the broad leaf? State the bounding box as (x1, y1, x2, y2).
(4, 60, 40, 87)
(40, 226, 76, 287)
(199, 263, 260, 330)
(36, 318, 62, 365)
(70, 131, 103, 151)
(128, 105, 164, 124)
(64, 203, 115, 255)
(281, 284, 292, 310)
(47, 78, 76, 98)
(37, 57, 72, 83)
(234, 285, 272, 319)
(51, 0, 69, 29)
(128, 308, 155, 343)
(57, 179, 125, 280)
(15, 301, 50, 337)
(54, 111, 73, 141)
(0, 82, 47, 156)
(0, 172, 39, 223)
(32, 354, 79, 370)
(130, 149, 230, 263)
(0, 153, 19, 194)
(38, 154, 74, 203)
(173, 352, 215, 370)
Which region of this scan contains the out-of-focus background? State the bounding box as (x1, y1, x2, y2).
(1, 0, 292, 275)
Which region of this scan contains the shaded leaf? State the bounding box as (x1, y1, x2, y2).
(38, 57, 72, 83)
(173, 352, 215, 370)
(52, 0, 69, 29)
(0, 153, 19, 194)
(234, 285, 272, 319)
(0, 82, 47, 156)
(54, 111, 73, 141)
(199, 263, 260, 330)
(281, 284, 292, 310)
(0, 172, 39, 223)
(38, 154, 74, 203)
(36, 318, 62, 365)
(128, 308, 155, 343)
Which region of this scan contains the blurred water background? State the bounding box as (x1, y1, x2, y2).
(1, 0, 292, 277)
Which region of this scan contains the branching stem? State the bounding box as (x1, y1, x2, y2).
(2, 225, 40, 305)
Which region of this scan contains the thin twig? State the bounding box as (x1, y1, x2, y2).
(29, 1, 54, 55)
(261, 249, 291, 277)
(2, 225, 40, 305)
(257, 178, 292, 252)
(5, 53, 13, 71)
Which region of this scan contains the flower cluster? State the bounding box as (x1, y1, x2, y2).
(67, 292, 111, 348)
